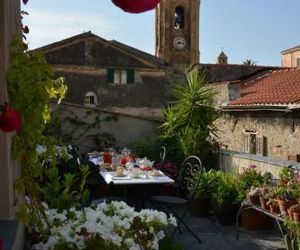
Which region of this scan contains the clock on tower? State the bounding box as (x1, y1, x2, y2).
(155, 0, 200, 70)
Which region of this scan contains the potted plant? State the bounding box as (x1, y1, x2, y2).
(188, 169, 217, 216)
(290, 204, 300, 223)
(211, 171, 241, 225)
(237, 165, 270, 205)
(276, 184, 298, 216)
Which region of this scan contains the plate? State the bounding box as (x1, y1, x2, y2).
(112, 175, 132, 180)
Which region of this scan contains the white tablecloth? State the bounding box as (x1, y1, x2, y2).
(100, 171, 174, 185)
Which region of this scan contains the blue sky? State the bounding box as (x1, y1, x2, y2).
(23, 0, 300, 66)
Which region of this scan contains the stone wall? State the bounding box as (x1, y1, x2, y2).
(214, 111, 300, 161)
(217, 149, 300, 178)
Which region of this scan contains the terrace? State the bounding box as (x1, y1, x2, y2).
(1, 1, 300, 250)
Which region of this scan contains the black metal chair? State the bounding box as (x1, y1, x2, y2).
(150, 155, 203, 243)
(157, 146, 166, 170)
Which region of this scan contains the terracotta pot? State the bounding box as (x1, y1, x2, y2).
(293, 211, 300, 223)
(277, 198, 297, 215)
(287, 208, 293, 220)
(259, 196, 270, 211)
(269, 203, 280, 214)
(247, 194, 260, 205)
(189, 198, 210, 217)
(240, 209, 270, 230)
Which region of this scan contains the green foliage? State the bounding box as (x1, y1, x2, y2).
(242, 59, 257, 66)
(41, 164, 90, 211)
(279, 167, 294, 183)
(237, 167, 266, 201)
(129, 136, 184, 166)
(284, 220, 300, 250)
(188, 169, 218, 199)
(160, 67, 218, 163)
(7, 38, 67, 232)
(211, 171, 241, 212)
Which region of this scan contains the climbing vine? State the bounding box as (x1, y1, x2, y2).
(7, 37, 67, 230)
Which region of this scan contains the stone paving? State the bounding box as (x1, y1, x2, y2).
(169, 212, 286, 250)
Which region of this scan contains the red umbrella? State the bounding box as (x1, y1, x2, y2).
(112, 0, 161, 13)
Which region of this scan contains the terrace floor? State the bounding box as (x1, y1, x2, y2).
(170, 211, 286, 250)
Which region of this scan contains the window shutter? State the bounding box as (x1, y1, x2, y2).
(256, 136, 263, 156)
(256, 136, 267, 156)
(106, 68, 114, 83)
(242, 134, 250, 153)
(126, 69, 135, 84)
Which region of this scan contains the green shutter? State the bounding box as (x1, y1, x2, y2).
(126, 69, 135, 84)
(106, 68, 114, 83)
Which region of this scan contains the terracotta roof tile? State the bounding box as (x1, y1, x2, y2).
(229, 68, 300, 106)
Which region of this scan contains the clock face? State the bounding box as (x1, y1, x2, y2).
(173, 36, 187, 50)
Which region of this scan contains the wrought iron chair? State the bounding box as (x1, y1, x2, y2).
(150, 155, 203, 243)
(158, 146, 166, 170)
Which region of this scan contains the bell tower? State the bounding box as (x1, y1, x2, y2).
(155, 0, 200, 70)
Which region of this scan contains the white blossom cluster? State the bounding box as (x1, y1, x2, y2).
(32, 201, 177, 250)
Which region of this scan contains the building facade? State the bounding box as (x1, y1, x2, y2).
(281, 44, 300, 67)
(213, 68, 300, 162)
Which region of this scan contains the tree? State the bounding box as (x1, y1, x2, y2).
(243, 59, 257, 66)
(160, 67, 219, 163)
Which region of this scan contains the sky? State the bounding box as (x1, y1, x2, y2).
(23, 0, 300, 66)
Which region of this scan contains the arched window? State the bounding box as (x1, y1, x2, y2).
(174, 6, 184, 29)
(84, 91, 97, 106)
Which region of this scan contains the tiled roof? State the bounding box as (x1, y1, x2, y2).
(198, 63, 279, 83)
(33, 31, 166, 67)
(229, 68, 300, 106)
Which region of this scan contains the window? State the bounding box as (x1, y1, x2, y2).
(106, 69, 135, 84)
(297, 58, 300, 67)
(84, 92, 97, 106)
(242, 131, 267, 156)
(174, 6, 184, 29)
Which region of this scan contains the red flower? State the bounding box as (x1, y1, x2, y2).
(112, 0, 161, 13)
(0, 104, 22, 133)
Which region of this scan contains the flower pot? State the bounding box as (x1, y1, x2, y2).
(189, 198, 210, 217)
(269, 203, 280, 214)
(293, 211, 300, 223)
(216, 205, 239, 225)
(259, 196, 270, 211)
(287, 208, 293, 220)
(240, 209, 270, 230)
(247, 194, 260, 205)
(277, 198, 297, 215)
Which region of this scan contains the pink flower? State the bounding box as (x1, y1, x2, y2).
(249, 164, 257, 169)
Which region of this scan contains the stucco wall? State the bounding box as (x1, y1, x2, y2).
(217, 150, 300, 179)
(282, 50, 300, 67)
(52, 103, 160, 152)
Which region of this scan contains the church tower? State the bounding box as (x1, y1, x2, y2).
(155, 0, 200, 70)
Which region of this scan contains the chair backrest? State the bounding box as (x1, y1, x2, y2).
(178, 155, 202, 193)
(158, 146, 166, 169)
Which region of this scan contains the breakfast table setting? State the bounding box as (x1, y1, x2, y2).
(88, 148, 174, 208)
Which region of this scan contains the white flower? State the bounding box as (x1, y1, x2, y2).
(33, 201, 174, 249)
(36, 144, 46, 155)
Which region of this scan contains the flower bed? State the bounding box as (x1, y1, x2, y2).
(31, 201, 177, 250)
